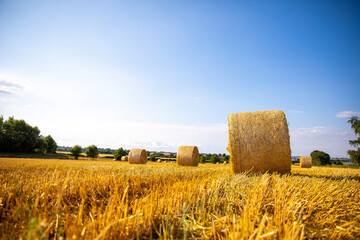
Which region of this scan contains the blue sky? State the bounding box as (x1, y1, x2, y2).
(0, 0, 359, 157)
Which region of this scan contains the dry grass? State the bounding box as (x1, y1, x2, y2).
(0, 158, 359, 239)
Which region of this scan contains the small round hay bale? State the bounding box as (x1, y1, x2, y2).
(121, 156, 128, 161)
(128, 149, 147, 164)
(177, 146, 199, 166)
(300, 156, 312, 168)
(228, 110, 291, 174)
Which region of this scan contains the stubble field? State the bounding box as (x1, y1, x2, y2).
(0, 158, 359, 239)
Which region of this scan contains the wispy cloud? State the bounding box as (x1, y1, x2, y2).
(39, 119, 229, 153)
(290, 126, 351, 138)
(0, 89, 12, 94)
(290, 126, 329, 138)
(289, 126, 354, 157)
(336, 111, 360, 118)
(0, 74, 25, 95)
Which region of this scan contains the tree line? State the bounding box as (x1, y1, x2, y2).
(1, 115, 359, 165)
(70, 145, 128, 160)
(0, 116, 57, 154)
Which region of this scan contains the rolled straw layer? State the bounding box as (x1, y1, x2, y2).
(228, 110, 291, 174)
(300, 156, 312, 168)
(128, 149, 147, 164)
(177, 146, 199, 166)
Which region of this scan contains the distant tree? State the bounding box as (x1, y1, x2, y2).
(43, 135, 57, 154)
(113, 147, 126, 160)
(71, 145, 83, 160)
(0, 116, 4, 147)
(0, 116, 43, 153)
(210, 155, 220, 164)
(199, 155, 206, 164)
(224, 155, 230, 163)
(310, 150, 331, 165)
(149, 155, 156, 162)
(85, 145, 99, 159)
(333, 160, 343, 165)
(347, 116, 360, 165)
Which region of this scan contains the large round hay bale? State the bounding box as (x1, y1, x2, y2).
(121, 156, 128, 161)
(177, 146, 199, 166)
(128, 149, 147, 164)
(300, 156, 312, 168)
(228, 110, 291, 174)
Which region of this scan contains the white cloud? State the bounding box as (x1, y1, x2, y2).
(290, 126, 354, 157)
(38, 119, 228, 154)
(290, 126, 329, 138)
(336, 111, 360, 118)
(0, 80, 22, 94)
(0, 73, 27, 95)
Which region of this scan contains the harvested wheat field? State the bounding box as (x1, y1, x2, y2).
(0, 158, 359, 239)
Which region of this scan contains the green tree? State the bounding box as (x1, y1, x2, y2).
(71, 145, 83, 160)
(113, 147, 126, 160)
(149, 155, 156, 162)
(199, 155, 206, 164)
(43, 135, 57, 154)
(224, 155, 230, 163)
(310, 150, 331, 165)
(0, 116, 43, 153)
(333, 160, 343, 165)
(347, 116, 360, 165)
(85, 145, 99, 159)
(0, 116, 4, 148)
(210, 155, 220, 164)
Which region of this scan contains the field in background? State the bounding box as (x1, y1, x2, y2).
(1, 158, 359, 239)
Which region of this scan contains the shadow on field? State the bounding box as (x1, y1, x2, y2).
(0, 152, 72, 159)
(292, 173, 360, 182)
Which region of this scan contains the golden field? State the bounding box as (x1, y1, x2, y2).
(0, 158, 359, 239)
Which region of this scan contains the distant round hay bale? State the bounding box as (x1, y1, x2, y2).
(228, 110, 291, 174)
(300, 156, 312, 168)
(121, 156, 128, 161)
(128, 149, 147, 164)
(177, 146, 199, 166)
